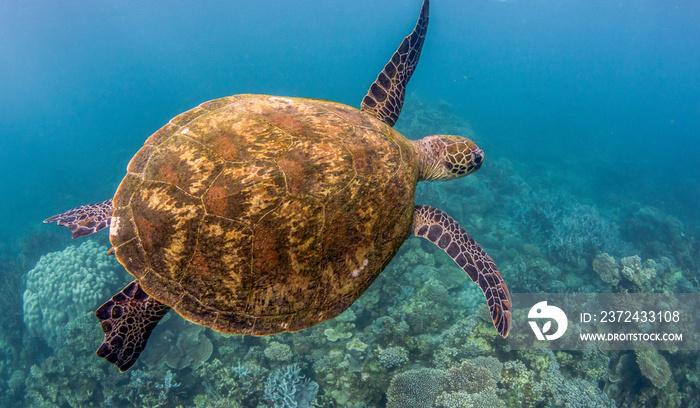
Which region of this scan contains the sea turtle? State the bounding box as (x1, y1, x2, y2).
(45, 0, 511, 372)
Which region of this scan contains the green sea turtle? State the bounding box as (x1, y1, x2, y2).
(45, 0, 511, 372)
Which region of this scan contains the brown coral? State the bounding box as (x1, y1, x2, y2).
(635, 349, 671, 388)
(592, 253, 620, 286)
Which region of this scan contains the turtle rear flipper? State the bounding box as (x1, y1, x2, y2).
(361, 0, 429, 126)
(95, 281, 170, 372)
(44, 199, 114, 238)
(412, 205, 512, 337)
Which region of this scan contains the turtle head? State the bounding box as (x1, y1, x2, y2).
(413, 135, 484, 182)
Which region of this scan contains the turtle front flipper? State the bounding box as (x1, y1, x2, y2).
(412, 205, 512, 337)
(44, 199, 114, 238)
(361, 0, 429, 126)
(95, 280, 170, 372)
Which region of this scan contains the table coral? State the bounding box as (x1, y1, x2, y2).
(323, 327, 352, 342)
(22, 240, 122, 346)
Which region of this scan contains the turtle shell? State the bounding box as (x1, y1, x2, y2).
(110, 94, 419, 335)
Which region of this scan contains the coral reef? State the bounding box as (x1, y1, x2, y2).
(620, 255, 657, 291)
(24, 313, 123, 408)
(434, 391, 473, 408)
(262, 364, 319, 408)
(592, 253, 621, 286)
(22, 240, 123, 346)
(590, 252, 689, 293)
(140, 314, 214, 370)
(378, 346, 409, 370)
(0, 257, 24, 404)
(386, 368, 447, 408)
(500, 350, 616, 408)
(5, 93, 700, 408)
(386, 357, 506, 408)
(548, 203, 631, 268)
(265, 341, 294, 362)
(445, 361, 495, 394)
(635, 349, 671, 388)
(11, 192, 698, 408)
(323, 327, 352, 342)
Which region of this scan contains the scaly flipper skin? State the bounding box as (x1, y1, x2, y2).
(95, 281, 170, 372)
(361, 0, 429, 126)
(43, 199, 114, 238)
(412, 205, 512, 337)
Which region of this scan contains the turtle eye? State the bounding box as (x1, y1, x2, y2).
(473, 153, 482, 166)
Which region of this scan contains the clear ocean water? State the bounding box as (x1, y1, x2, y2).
(1, 0, 698, 407)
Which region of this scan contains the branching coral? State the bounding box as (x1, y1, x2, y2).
(469, 388, 504, 408)
(470, 356, 503, 383)
(434, 391, 473, 408)
(445, 361, 496, 394)
(23, 313, 124, 407)
(263, 364, 318, 408)
(500, 351, 615, 408)
(549, 203, 631, 267)
(387, 359, 505, 408)
(378, 346, 409, 370)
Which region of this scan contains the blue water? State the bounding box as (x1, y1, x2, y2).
(1, 0, 699, 406)
(2, 0, 698, 245)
